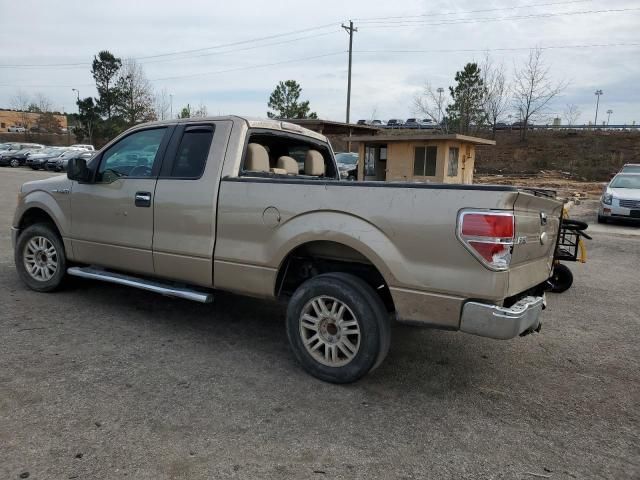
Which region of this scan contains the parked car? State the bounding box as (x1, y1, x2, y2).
(29, 126, 48, 133)
(370, 120, 384, 126)
(420, 118, 436, 129)
(0, 142, 25, 156)
(334, 152, 358, 180)
(8, 126, 26, 133)
(0, 144, 45, 167)
(404, 118, 421, 128)
(356, 120, 368, 125)
(25, 147, 67, 170)
(46, 149, 94, 172)
(386, 119, 404, 128)
(495, 122, 509, 130)
(70, 144, 95, 151)
(620, 163, 640, 173)
(11, 115, 563, 383)
(598, 173, 640, 223)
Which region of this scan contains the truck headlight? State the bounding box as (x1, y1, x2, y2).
(602, 193, 613, 205)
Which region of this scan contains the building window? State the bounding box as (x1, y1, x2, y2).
(413, 146, 437, 176)
(448, 147, 459, 176)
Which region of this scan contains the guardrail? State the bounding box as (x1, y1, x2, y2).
(376, 124, 639, 131)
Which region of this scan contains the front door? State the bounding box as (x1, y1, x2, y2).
(70, 126, 171, 275)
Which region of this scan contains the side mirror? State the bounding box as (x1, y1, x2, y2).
(67, 157, 91, 182)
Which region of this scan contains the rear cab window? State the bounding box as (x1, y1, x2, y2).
(240, 129, 338, 180)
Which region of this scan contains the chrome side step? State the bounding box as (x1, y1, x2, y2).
(67, 266, 214, 303)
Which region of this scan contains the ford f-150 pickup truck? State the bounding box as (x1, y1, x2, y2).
(12, 116, 563, 383)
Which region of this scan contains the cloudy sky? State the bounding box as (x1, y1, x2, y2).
(1, 0, 638, 124)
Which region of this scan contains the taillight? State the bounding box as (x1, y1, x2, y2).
(457, 210, 515, 270)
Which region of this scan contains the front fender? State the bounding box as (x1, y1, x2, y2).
(15, 191, 69, 235)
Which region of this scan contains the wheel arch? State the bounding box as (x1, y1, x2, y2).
(274, 239, 396, 312)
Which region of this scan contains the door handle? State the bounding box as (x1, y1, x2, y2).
(135, 191, 151, 207)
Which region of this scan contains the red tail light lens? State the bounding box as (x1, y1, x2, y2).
(461, 213, 514, 238)
(458, 211, 515, 271)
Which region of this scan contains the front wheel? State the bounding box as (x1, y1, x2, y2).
(286, 273, 391, 383)
(549, 263, 573, 293)
(15, 223, 67, 292)
(10, 158, 19, 168)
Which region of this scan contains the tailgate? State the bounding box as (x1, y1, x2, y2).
(508, 192, 563, 296)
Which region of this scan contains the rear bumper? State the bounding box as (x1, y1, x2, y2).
(460, 295, 545, 340)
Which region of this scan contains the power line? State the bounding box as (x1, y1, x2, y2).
(354, 42, 640, 55)
(149, 51, 345, 81)
(0, 51, 346, 88)
(0, 22, 341, 69)
(358, 7, 640, 28)
(354, 0, 593, 22)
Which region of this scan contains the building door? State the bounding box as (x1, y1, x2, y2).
(364, 144, 387, 181)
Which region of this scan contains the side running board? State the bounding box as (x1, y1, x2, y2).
(67, 266, 214, 303)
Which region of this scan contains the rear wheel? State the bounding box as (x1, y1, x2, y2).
(10, 158, 19, 168)
(286, 273, 391, 383)
(597, 215, 607, 224)
(549, 263, 573, 293)
(15, 224, 67, 292)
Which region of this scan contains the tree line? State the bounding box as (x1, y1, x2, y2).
(414, 48, 569, 140)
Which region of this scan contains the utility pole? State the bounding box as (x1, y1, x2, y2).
(606, 109, 613, 125)
(342, 20, 357, 124)
(594, 89, 603, 127)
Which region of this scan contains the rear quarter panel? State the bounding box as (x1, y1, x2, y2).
(214, 179, 520, 305)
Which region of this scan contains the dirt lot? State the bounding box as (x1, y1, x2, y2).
(1, 169, 638, 479)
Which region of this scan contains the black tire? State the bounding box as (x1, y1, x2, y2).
(549, 264, 573, 293)
(15, 223, 67, 292)
(10, 158, 19, 168)
(30, 166, 38, 170)
(597, 215, 607, 224)
(562, 218, 588, 230)
(286, 273, 391, 383)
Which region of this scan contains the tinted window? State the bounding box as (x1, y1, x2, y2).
(171, 126, 213, 178)
(97, 128, 166, 182)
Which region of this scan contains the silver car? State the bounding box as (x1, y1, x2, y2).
(598, 173, 640, 223)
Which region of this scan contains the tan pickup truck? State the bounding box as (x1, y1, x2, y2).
(12, 116, 563, 383)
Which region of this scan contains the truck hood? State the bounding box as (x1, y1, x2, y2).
(21, 175, 71, 194)
(609, 187, 640, 200)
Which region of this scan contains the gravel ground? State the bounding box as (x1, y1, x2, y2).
(1, 169, 638, 479)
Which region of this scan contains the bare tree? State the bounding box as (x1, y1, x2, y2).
(482, 53, 510, 138)
(34, 92, 53, 113)
(413, 82, 449, 132)
(563, 103, 581, 126)
(10, 90, 32, 130)
(193, 102, 208, 118)
(116, 58, 156, 126)
(154, 88, 171, 121)
(512, 48, 567, 140)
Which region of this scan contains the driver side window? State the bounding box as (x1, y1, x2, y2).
(97, 128, 167, 183)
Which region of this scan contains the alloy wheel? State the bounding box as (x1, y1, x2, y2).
(299, 295, 361, 367)
(23, 236, 58, 282)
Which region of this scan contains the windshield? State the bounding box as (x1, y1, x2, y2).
(621, 165, 640, 173)
(0, 144, 11, 151)
(610, 175, 640, 189)
(335, 153, 358, 165)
